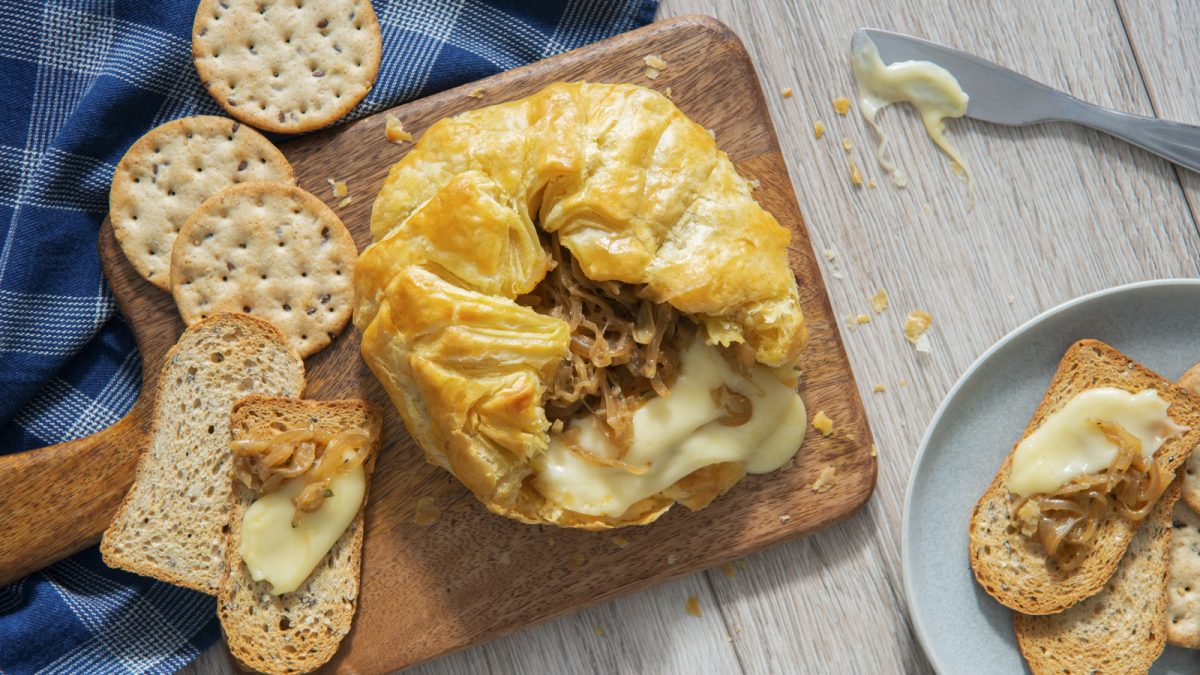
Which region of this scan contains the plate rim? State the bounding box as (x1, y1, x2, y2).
(900, 277, 1200, 673)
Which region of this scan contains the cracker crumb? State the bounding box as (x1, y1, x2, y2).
(643, 54, 668, 70)
(568, 552, 586, 570)
(644, 67, 660, 80)
(466, 87, 485, 99)
(812, 411, 833, 436)
(899, 379, 909, 387)
(720, 562, 736, 578)
(781, 87, 793, 98)
(664, 86, 673, 99)
(813, 121, 825, 139)
(326, 178, 348, 198)
(870, 288, 889, 313)
(922, 202, 931, 214)
(850, 160, 862, 186)
(832, 270, 844, 280)
(872, 383, 886, 393)
(735, 625, 743, 634)
(842, 137, 853, 153)
(1007, 294, 1015, 305)
(685, 596, 702, 617)
(811, 465, 837, 493)
(594, 626, 607, 637)
(612, 534, 630, 549)
(667, 554, 678, 565)
(779, 514, 792, 524)
(385, 114, 413, 143)
(904, 310, 934, 353)
(854, 313, 871, 325)
(833, 96, 851, 115)
(748, 177, 761, 190)
(498, 550, 511, 565)
(870, 443, 878, 457)
(822, 247, 836, 261)
(413, 497, 440, 527)
(867, 179, 877, 189)
(337, 195, 353, 209)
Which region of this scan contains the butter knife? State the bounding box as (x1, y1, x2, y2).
(858, 28, 1200, 173)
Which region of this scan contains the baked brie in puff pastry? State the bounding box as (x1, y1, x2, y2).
(356, 82, 809, 528)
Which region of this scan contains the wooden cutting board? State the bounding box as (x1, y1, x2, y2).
(0, 15, 875, 672)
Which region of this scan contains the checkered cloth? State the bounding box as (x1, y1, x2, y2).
(0, 1, 656, 672)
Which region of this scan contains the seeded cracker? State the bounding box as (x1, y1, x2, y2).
(192, 0, 382, 133)
(110, 115, 294, 291)
(170, 182, 356, 357)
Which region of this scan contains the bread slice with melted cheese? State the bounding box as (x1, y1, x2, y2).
(218, 396, 382, 675)
(968, 339, 1200, 615)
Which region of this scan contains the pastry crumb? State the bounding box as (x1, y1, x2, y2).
(466, 86, 485, 99)
(781, 87, 793, 98)
(870, 288, 889, 313)
(904, 310, 934, 353)
(1007, 294, 1015, 305)
(612, 534, 630, 549)
(813, 121, 825, 139)
(644, 67, 660, 80)
(337, 195, 353, 209)
(854, 313, 871, 325)
(685, 596, 702, 617)
(811, 465, 837, 493)
(833, 96, 851, 115)
(822, 247, 836, 261)
(922, 202, 931, 214)
(385, 114, 413, 143)
(735, 625, 743, 634)
(872, 383, 886, 393)
(707, 128, 715, 139)
(870, 443, 878, 457)
(667, 554, 678, 565)
(413, 497, 440, 527)
(326, 178, 348, 198)
(720, 562, 736, 578)
(842, 137, 852, 152)
(850, 160, 862, 186)
(812, 411, 833, 436)
(664, 86, 673, 98)
(748, 177, 761, 190)
(779, 514, 792, 524)
(867, 179, 877, 189)
(594, 626, 607, 637)
(643, 54, 668, 70)
(568, 552, 586, 570)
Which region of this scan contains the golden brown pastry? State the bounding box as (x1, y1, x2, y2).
(356, 82, 808, 528)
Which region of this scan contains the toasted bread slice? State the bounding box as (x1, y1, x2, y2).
(101, 313, 304, 593)
(218, 397, 382, 675)
(1014, 473, 1181, 673)
(968, 339, 1200, 615)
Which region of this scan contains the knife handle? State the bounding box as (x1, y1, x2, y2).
(1069, 102, 1200, 174)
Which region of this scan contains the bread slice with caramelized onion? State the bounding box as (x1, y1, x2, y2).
(968, 339, 1200, 615)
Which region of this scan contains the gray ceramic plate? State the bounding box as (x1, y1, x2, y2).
(903, 279, 1200, 674)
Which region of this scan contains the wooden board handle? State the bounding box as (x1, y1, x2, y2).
(0, 377, 152, 586)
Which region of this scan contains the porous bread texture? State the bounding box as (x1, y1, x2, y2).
(100, 313, 304, 594)
(1167, 498, 1200, 648)
(219, 396, 381, 675)
(109, 115, 294, 290)
(968, 339, 1200, 615)
(1013, 474, 1181, 674)
(192, 0, 381, 133)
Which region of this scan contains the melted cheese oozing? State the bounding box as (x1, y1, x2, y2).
(533, 340, 807, 518)
(239, 462, 365, 595)
(1009, 388, 1186, 497)
(850, 32, 972, 202)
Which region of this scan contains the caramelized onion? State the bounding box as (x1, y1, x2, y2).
(1013, 418, 1171, 571)
(711, 386, 753, 426)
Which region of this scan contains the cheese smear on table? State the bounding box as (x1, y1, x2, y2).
(851, 32, 973, 204)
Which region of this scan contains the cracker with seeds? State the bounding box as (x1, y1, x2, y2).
(170, 182, 356, 357)
(192, 0, 381, 134)
(109, 115, 294, 291)
(1168, 499, 1200, 648)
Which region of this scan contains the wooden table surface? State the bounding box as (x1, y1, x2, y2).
(185, 1, 1200, 672)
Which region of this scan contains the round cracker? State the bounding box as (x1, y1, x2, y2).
(110, 115, 294, 291)
(192, 0, 382, 134)
(171, 182, 356, 357)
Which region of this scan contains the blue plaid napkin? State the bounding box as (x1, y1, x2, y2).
(0, 1, 656, 672)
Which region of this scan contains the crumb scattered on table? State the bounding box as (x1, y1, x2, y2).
(904, 310, 934, 353)
(611, 534, 630, 549)
(813, 121, 825, 139)
(685, 596, 702, 617)
(594, 626, 607, 637)
(812, 411, 833, 436)
(870, 444, 878, 457)
(781, 87, 793, 98)
(337, 195, 353, 209)
(850, 160, 862, 186)
(326, 178, 348, 198)
(779, 514, 792, 524)
(853, 313, 871, 325)
(822, 247, 836, 261)
(1007, 294, 1015, 305)
(643, 54, 668, 70)
(811, 465, 837, 493)
(568, 552, 586, 570)
(664, 86, 673, 98)
(498, 550, 511, 565)
(413, 497, 440, 527)
(872, 383, 886, 393)
(385, 114, 413, 143)
(667, 554, 678, 565)
(842, 137, 852, 153)
(644, 67, 660, 80)
(833, 96, 851, 115)
(466, 87, 485, 99)
(922, 202, 931, 214)
(870, 288, 889, 313)
(867, 179, 877, 189)
(720, 562, 736, 578)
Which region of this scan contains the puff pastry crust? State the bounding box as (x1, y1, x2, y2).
(356, 82, 807, 528)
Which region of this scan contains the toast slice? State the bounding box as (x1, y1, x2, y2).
(218, 397, 382, 675)
(101, 313, 305, 593)
(1013, 473, 1181, 673)
(968, 339, 1200, 615)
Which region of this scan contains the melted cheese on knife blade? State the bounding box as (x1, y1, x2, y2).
(239, 461, 365, 595)
(851, 32, 973, 203)
(1008, 388, 1186, 497)
(533, 340, 807, 518)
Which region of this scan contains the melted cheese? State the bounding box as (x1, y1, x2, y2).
(1009, 388, 1186, 497)
(850, 33, 972, 202)
(533, 340, 807, 517)
(239, 462, 365, 595)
